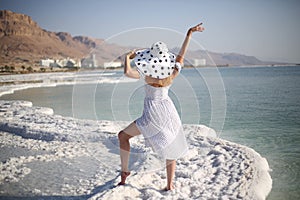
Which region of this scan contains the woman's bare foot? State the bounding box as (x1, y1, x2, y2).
(164, 184, 175, 191)
(118, 171, 131, 185)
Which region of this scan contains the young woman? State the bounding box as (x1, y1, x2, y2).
(118, 23, 205, 190)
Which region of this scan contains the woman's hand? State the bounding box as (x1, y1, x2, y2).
(188, 23, 205, 35)
(126, 50, 136, 59)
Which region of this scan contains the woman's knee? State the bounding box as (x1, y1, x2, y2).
(118, 130, 129, 141)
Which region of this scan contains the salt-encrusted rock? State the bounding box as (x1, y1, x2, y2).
(0, 101, 272, 199)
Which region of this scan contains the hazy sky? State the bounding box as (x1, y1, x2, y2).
(1, 0, 300, 63)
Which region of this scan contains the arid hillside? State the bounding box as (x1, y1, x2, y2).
(0, 10, 128, 68)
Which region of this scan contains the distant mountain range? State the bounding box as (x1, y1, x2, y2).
(0, 10, 283, 68)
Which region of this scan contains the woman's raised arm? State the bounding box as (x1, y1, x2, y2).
(176, 23, 205, 65)
(124, 51, 140, 79)
(172, 23, 205, 78)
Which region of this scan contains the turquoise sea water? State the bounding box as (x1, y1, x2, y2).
(1, 66, 300, 200)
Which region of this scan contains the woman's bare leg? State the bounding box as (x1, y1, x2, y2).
(118, 122, 140, 185)
(166, 159, 176, 190)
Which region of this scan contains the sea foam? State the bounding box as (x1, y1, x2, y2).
(0, 71, 136, 97)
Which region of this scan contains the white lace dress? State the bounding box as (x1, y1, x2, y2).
(135, 83, 188, 160)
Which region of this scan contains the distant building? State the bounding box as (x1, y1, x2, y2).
(56, 58, 81, 68)
(40, 58, 80, 68)
(40, 59, 55, 67)
(103, 61, 122, 69)
(192, 59, 206, 67)
(81, 54, 97, 68)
